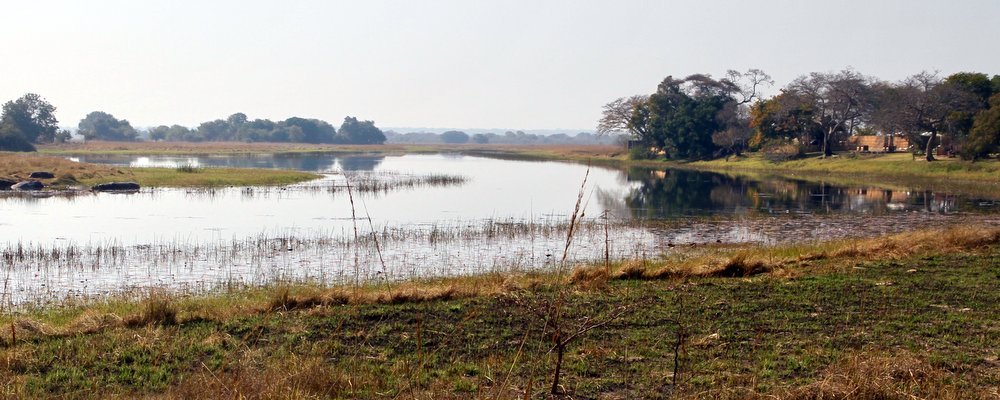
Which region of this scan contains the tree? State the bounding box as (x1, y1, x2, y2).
(0, 119, 36, 151)
(470, 133, 489, 144)
(440, 130, 469, 144)
(283, 117, 336, 143)
(749, 92, 822, 150)
(725, 68, 774, 105)
(1, 93, 59, 143)
(78, 111, 137, 141)
(596, 95, 649, 138)
(896, 72, 981, 161)
(961, 93, 1000, 159)
(197, 119, 233, 141)
(781, 70, 874, 158)
(336, 116, 386, 145)
(870, 81, 909, 151)
(642, 75, 732, 159)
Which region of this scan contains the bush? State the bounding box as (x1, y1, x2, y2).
(628, 145, 654, 160)
(761, 141, 804, 162)
(175, 164, 201, 173)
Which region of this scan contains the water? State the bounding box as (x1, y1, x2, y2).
(2, 153, 998, 304)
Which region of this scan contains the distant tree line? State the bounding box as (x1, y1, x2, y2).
(0, 98, 387, 151)
(385, 130, 617, 145)
(142, 114, 385, 144)
(600, 69, 1000, 161)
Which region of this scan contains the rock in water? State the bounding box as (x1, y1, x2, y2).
(92, 182, 141, 192)
(29, 171, 55, 179)
(12, 181, 44, 191)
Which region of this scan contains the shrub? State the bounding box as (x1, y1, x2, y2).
(761, 140, 804, 162)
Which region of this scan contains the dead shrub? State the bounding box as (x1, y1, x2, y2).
(127, 290, 178, 326)
(711, 254, 770, 277)
(785, 352, 971, 400)
(615, 260, 650, 280)
(569, 266, 609, 287)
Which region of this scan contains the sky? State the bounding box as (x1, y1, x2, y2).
(1, 0, 998, 132)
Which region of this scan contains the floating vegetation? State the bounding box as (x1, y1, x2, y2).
(3, 212, 998, 307)
(0, 217, 655, 307)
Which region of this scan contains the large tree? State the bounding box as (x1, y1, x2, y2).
(781, 70, 874, 158)
(961, 93, 1000, 159)
(896, 72, 981, 161)
(78, 111, 137, 141)
(0, 119, 36, 151)
(596, 95, 650, 138)
(870, 81, 909, 151)
(336, 116, 386, 145)
(440, 130, 469, 144)
(1, 93, 59, 144)
(283, 117, 337, 144)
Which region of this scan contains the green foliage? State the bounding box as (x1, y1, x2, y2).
(961, 94, 1000, 160)
(440, 130, 469, 144)
(0, 119, 36, 151)
(175, 164, 200, 173)
(78, 111, 137, 141)
(627, 144, 653, 160)
(470, 133, 489, 144)
(1, 93, 58, 144)
(639, 76, 731, 159)
(337, 116, 386, 145)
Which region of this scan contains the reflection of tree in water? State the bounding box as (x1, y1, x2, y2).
(269, 154, 339, 172)
(621, 167, 867, 218)
(338, 156, 384, 171)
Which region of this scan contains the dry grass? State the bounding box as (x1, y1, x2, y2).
(0, 152, 318, 188)
(6, 225, 999, 344)
(697, 352, 992, 400)
(125, 290, 178, 327)
(587, 225, 1000, 284)
(0, 152, 132, 185)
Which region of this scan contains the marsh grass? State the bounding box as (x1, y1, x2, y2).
(0, 236, 996, 398)
(0, 152, 319, 189)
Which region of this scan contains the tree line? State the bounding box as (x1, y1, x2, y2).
(385, 130, 616, 145)
(599, 69, 1000, 161)
(0, 96, 386, 151)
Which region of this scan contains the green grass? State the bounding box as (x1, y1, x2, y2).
(2, 244, 997, 398)
(111, 167, 320, 188)
(2, 152, 321, 189)
(692, 152, 1000, 183)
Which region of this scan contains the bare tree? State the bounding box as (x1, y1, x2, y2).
(897, 72, 981, 161)
(596, 95, 649, 139)
(870, 81, 909, 151)
(726, 68, 774, 105)
(782, 69, 875, 158)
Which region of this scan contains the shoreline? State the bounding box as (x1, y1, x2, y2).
(36, 141, 1000, 189)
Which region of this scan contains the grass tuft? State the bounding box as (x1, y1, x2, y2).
(126, 290, 178, 326)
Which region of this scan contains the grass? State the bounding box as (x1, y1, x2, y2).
(691, 151, 1000, 185)
(1, 225, 997, 398)
(0, 152, 320, 188)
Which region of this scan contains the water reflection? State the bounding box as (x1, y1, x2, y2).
(620, 167, 993, 217)
(74, 153, 384, 172)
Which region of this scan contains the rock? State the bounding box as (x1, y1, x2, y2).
(29, 171, 55, 179)
(12, 180, 44, 191)
(92, 181, 141, 192)
(0, 179, 15, 190)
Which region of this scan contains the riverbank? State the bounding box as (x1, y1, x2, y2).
(39, 141, 1000, 186)
(3, 226, 997, 398)
(0, 152, 320, 189)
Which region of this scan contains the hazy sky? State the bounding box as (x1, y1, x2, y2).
(2, 0, 998, 131)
